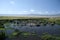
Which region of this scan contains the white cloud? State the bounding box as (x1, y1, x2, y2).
(10, 1, 15, 4)
(23, 11, 28, 12)
(1, 10, 59, 15)
(30, 9, 35, 12)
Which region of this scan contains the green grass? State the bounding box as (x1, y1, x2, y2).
(41, 33, 60, 40)
(22, 32, 31, 35)
(0, 28, 5, 30)
(12, 32, 19, 36)
(0, 16, 60, 19)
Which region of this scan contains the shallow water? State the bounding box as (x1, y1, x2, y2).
(4, 23, 60, 36)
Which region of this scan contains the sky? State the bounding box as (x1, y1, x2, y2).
(0, 0, 60, 15)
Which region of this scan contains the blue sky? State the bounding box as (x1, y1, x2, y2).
(0, 0, 60, 15)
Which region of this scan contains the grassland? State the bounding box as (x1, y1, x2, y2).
(0, 16, 60, 19)
(0, 16, 60, 25)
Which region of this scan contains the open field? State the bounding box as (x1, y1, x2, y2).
(0, 16, 60, 26)
(0, 16, 60, 19)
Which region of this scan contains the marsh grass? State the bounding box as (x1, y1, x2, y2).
(0, 16, 60, 40)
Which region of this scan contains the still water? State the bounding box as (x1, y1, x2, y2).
(4, 23, 60, 36)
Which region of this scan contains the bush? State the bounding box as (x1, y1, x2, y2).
(41, 33, 60, 40)
(0, 32, 5, 40)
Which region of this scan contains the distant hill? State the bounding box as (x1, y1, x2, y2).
(0, 13, 60, 16)
(28, 13, 60, 16)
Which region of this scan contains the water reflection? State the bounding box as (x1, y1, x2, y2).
(4, 23, 60, 36)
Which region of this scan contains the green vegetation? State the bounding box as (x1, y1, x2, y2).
(0, 16, 60, 25)
(8, 31, 60, 40)
(0, 24, 5, 40)
(41, 33, 60, 40)
(0, 16, 60, 40)
(22, 32, 31, 35)
(0, 31, 6, 40)
(0, 28, 5, 30)
(55, 20, 60, 25)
